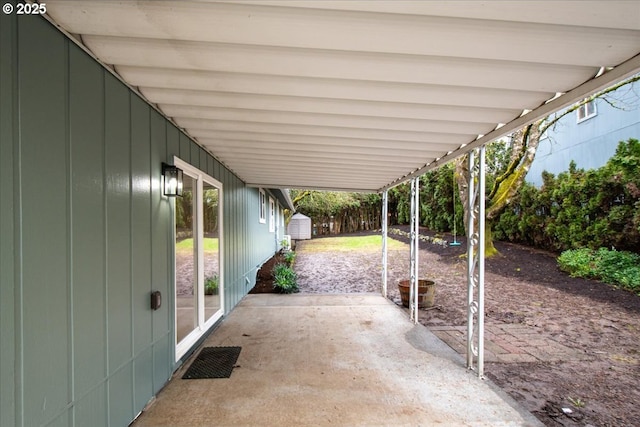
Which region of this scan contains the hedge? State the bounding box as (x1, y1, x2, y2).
(494, 139, 640, 253)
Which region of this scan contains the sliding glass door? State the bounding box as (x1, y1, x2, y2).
(173, 158, 223, 360)
(203, 181, 221, 322)
(175, 172, 197, 345)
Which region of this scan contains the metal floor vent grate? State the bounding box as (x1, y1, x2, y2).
(182, 346, 241, 379)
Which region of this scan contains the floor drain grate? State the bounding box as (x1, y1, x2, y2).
(182, 346, 241, 379)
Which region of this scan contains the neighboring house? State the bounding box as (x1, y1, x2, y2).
(526, 78, 640, 186)
(1, 15, 292, 427)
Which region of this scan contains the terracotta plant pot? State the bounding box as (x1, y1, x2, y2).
(398, 279, 436, 308)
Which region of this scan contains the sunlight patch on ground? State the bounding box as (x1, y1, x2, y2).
(176, 237, 219, 254)
(299, 234, 406, 253)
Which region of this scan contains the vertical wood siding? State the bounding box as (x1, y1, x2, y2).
(0, 9, 17, 427)
(19, 15, 71, 427)
(0, 13, 280, 427)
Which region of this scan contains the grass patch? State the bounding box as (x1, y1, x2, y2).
(176, 237, 219, 254)
(301, 235, 405, 253)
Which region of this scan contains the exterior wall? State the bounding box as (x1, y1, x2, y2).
(0, 10, 17, 427)
(527, 80, 640, 186)
(250, 189, 286, 259)
(1, 13, 278, 427)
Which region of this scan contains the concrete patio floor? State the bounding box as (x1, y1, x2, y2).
(132, 294, 543, 426)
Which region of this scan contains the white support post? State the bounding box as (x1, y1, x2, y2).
(466, 149, 476, 371)
(465, 147, 486, 378)
(381, 190, 388, 298)
(478, 146, 486, 378)
(410, 177, 420, 324)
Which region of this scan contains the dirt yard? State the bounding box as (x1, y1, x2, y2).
(253, 228, 640, 427)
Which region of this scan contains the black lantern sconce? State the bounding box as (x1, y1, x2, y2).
(162, 163, 183, 197)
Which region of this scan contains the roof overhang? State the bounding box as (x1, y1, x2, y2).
(42, 1, 640, 192)
(269, 188, 295, 211)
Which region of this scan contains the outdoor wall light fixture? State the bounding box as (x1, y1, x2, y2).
(162, 163, 183, 197)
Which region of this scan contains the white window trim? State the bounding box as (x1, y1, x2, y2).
(259, 188, 266, 224)
(269, 197, 276, 233)
(173, 157, 224, 362)
(576, 100, 597, 123)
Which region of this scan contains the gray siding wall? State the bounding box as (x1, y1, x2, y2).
(250, 190, 286, 267)
(527, 80, 640, 186)
(1, 13, 277, 427)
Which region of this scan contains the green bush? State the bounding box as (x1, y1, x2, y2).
(282, 250, 296, 266)
(272, 263, 299, 294)
(558, 248, 640, 293)
(557, 248, 599, 279)
(418, 163, 462, 233)
(495, 139, 640, 253)
(205, 275, 219, 295)
(596, 248, 640, 290)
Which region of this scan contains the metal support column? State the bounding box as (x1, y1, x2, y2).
(466, 146, 486, 378)
(410, 177, 420, 323)
(381, 190, 388, 298)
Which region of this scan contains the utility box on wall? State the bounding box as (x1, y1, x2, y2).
(287, 213, 312, 240)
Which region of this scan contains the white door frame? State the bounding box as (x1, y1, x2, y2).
(173, 157, 224, 361)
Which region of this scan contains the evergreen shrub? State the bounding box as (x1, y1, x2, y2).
(204, 275, 219, 295)
(494, 139, 640, 253)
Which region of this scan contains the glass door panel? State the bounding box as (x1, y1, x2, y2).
(175, 173, 198, 345)
(174, 158, 224, 361)
(203, 183, 221, 322)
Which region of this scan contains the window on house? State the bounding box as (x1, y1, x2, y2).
(259, 189, 266, 223)
(269, 197, 275, 233)
(577, 100, 597, 123)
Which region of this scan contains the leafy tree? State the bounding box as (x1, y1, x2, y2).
(388, 183, 410, 225)
(175, 187, 219, 237)
(176, 189, 193, 233)
(203, 188, 219, 234)
(456, 74, 640, 257)
(291, 190, 381, 235)
(388, 145, 505, 234)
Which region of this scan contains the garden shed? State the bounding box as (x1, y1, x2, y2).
(288, 213, 312, 240)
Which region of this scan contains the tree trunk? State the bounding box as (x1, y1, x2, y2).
(455, 123, 542, 258)
(484, 224, 499, 258)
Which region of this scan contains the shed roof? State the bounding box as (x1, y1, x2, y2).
(291, 213, 311, 220)
(44, 1, 640, 192)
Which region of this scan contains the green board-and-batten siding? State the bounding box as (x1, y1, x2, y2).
(1, 12, 279, 427)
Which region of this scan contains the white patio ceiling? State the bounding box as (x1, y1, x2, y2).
(44, 1, 640, 192)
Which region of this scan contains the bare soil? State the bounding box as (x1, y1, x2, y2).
(251, 227, 640, 427)
(248, 251, 286, 294)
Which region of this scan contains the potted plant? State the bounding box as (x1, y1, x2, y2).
(397, 279, 435, 308)
(205, 275, 219, 295)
